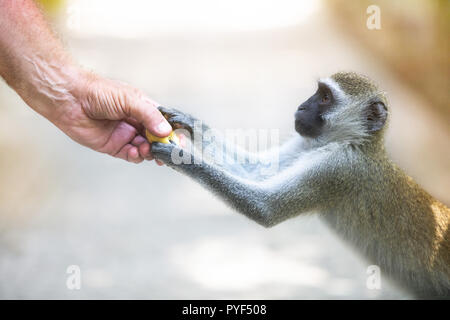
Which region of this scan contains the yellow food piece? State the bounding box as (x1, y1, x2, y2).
(145, 130, 179, 145)
(37, 0, 66, 16)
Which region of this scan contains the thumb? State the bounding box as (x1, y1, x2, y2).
(128, 96, 172, 137)
(79, 74, 173, 137)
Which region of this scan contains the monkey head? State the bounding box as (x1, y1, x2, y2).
(295, 72, 389, 145)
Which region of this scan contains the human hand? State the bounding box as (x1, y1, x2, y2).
(0, 0, 171, 164)
(53, 72, 172, 164)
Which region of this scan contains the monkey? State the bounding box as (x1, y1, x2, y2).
(150, 72, 450, 298)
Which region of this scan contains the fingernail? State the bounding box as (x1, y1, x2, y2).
(157, 121, 172, 134)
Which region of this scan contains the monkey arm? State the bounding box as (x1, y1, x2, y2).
(158, 107, 305, 179)
(151, 142, 330, 227)
(209, 134, 305, 179)
(189, 130, 304, 180)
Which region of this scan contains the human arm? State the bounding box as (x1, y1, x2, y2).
(0, 0, 172, 163)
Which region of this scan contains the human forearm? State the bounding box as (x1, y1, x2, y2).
(0, 0, 85, 123)
(0, 0, 174, 163)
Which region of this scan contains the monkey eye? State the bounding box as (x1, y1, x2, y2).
(321, 93, 330, 104)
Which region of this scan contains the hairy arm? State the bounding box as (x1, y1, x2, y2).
(0, 0, 171, 163)
(0, 0, 79, 121)
(151, 141, 333, 227)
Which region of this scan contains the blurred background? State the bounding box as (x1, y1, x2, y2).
(0, 0, 448, 299)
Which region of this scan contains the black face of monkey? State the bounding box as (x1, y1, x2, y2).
(295, 83, 334, 138)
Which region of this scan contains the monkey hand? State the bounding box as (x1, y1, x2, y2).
(151, 141, 194, 168)
(158, 106, 204, 137)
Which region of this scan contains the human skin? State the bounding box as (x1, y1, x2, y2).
(0, 0, 172, 163)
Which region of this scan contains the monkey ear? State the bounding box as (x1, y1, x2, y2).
(365, 102, 387, 133)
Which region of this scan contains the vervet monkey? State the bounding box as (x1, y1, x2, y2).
(151, 72, 450, 298)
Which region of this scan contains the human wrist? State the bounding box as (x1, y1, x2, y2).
(11, 54, 85, 123)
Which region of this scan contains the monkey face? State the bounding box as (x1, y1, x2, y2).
(295, 83, 334, 138)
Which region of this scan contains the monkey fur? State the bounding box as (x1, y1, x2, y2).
(151, 72, 450, 298)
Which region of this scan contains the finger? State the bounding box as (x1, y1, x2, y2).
(124, 117, 145, 134)
(98, 121, 138, 156)
(130, 135, 151, 158)
(128, 96, 172, 138)
(155, 159, 164, 166)
(131, 135, 147, 146)
(138, 140, 151, 158)
(128, 146, 144, 163)
(115, 144, 143, 163)
(114, 144, 133, 161)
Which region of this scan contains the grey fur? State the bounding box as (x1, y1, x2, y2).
(152, 73, 450, 298)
